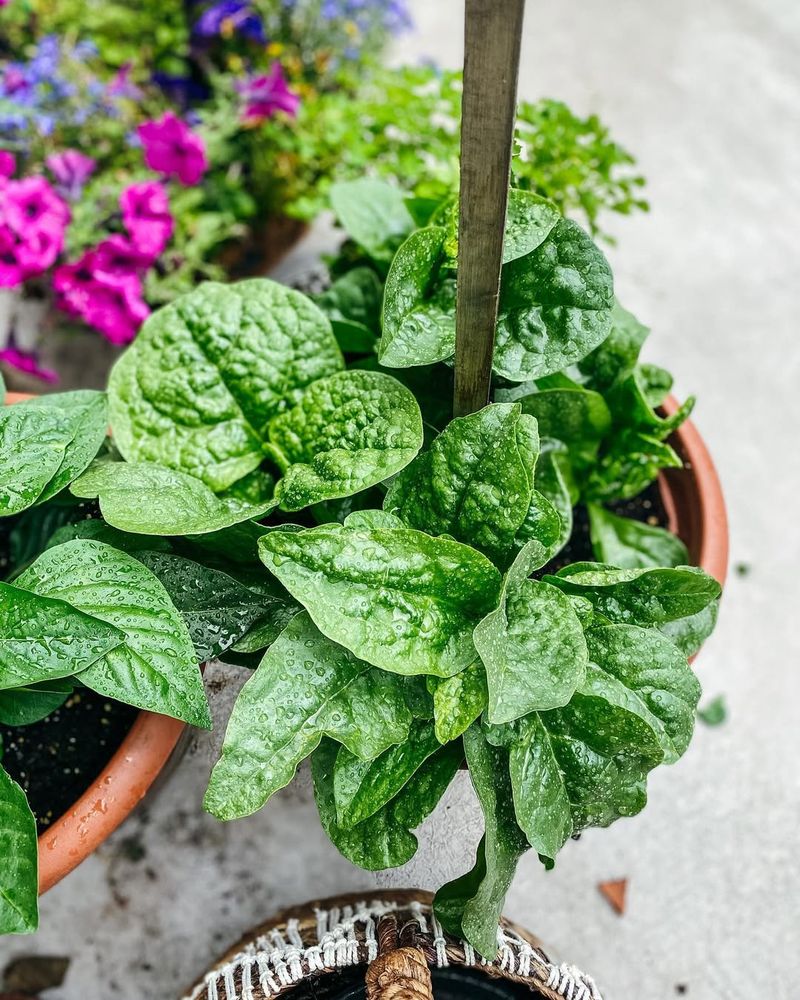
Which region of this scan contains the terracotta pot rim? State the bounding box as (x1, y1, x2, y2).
(659, 395, 729, 586)
(3, 393, 189, 894)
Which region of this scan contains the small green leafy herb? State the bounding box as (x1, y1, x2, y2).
(697, 695, 727, 726)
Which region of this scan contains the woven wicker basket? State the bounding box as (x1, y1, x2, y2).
(180, 890, 603, 1000)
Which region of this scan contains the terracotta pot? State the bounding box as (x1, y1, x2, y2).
(2, 392, 188, 894)
(659, 396, 729, 586)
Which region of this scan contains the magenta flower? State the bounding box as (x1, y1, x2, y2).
(0, 151, 15, 178)
(0, 226, 26, 287)
(13, 226, 62, 274)
(81, 273, 150, 344)
(1, 177, 70, 238)
(238, 63, 300, 124)
(120, 181, 174, 258)
(0, 348, 58, 384)
(54, 256, 149, 345)
(91, 235, 151, 278)
(53, 254, 96, 316)
(46, 150, 97, 200)
(137, 112, 208, 186)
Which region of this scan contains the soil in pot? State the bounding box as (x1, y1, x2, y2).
(536, 479, 668, 576)
(280, 965, 540, 1000)
(0, 693, 138, 833)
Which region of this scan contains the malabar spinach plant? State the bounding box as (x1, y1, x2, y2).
(0, 181, 719, 950)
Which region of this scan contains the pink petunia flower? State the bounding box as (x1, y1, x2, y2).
(1, 177, 70, 239)
(53, 253, 96, 316)
(0, 220, 64, 286)
(119, 181, 174, 258)
(237, 63, 300, 124)
(137, 111, 208, 186)
(46, 150, 97, 200)
(81, 272, 150, 344)
(0, 151, 16, 178)
(14, 226, 62, 274)
(91, 234, 151, 277)
(0, 226, 26, 287)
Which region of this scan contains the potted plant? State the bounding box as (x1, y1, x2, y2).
(0, 164, 724, 951)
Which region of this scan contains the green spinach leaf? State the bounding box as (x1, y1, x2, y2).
(0, 581, 123, 690)
(427, 662, 488, 744)
(384, 403, 539, 564)
(132, 551, 275, 661)
(546, 563, 720, 625)
(434, 726, 528, 958)
(204, 613, 412, 820)
(16, 541, 210, 728)
(474, 543, 588, 722)
(71, 461, 276, 535)
(26, 391, 108, 504)
(330, 179, 416, 261)
(313, 736, 461, 870)
(586, 625, 700, 763)
(0, 406, 73, 517)
(588, 503, 689, 568)
(578, 300, 649, 392)
(259, 523, 501, 676)
(0, 679, 73, 726)
(333, 719, 441, 828)
(516, 381, 611, 464)
(494, 219, 614, 382)
(0, 765, 38, 935)
(108, 279, 343, 492)
(379, 227, 457, 368)
(502, 191, 561, 263)
(269, 370, 423, 510)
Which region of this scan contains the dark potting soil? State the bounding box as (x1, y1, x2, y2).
(0, 691, 138, 832)
(0, 500, 137, 834)
(537, 479, 669, 577)
(292, 964, 543, 1000)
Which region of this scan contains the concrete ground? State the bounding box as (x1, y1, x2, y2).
(2, 1, 799, 997)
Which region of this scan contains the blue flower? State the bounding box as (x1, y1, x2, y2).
(192, 0, 267, 44)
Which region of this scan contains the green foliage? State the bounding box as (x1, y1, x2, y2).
(0, 167, 713, 949)
(265, 67, 647, 241)
(0, 765, 38, 935)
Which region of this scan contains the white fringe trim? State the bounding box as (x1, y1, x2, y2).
(181, 899, 603, 1000)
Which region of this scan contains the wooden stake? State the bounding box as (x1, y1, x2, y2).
(453, 0, 526, 417)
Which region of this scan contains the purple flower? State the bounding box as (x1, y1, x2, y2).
(0, 347, 58, 384)
(137, 112, 208, 186)
(120, 181, 174, 258)
(107, 63, 142, 99)
(0, 151, 15, 178)
(193, 0, 266, 43)
(46, 149, 97, 200)
(238, 63, 300, 124)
